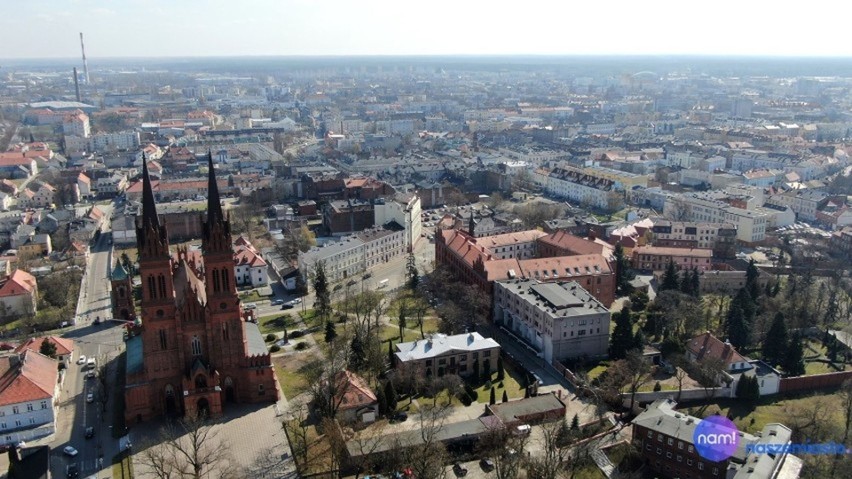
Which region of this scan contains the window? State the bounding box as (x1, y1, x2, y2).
(687, 459, 693, 466)
(677, 455, 682, 462)
(698, 463, 704, 471)
(258, 384, 265, 396)
(12, 407, 18, 415)
(678, 441, 684, 450)
(647, 431, 653, 438)
(0, 423, 4, 429)
(712, 467, 718, 476)
(40, 401, 47, 409)
(658, 434, 663, 442)
(667, 438, 673, 446)
(646, 444, 652, 451)
(656, 447, 662, 455)
(159, 330, 168, 350)
(666, 452, 672, 459)
(191, 336, 202, 356)
(688, 445, 694, 453)
(28, 417, 35, 425)
(26, 404, 33, 412)
(14, 420, 21, 427)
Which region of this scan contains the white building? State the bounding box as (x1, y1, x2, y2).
(492, 280, 611, 363)
(0, 351, 60, 446)
(62, 110, 90, 138)
(374, 193, 422, 252)
(299, 236, 366, 284)
(89, 131, 141, 152)
(663, 193, 769, 243)
(545, 167, 616, 210)
(233, 237, 269, 287)
(394, 332, 501, 378)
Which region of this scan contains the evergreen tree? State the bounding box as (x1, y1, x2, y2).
(489, 386, 496, 405)
(725, 302, 751, 350)
(376, 385, 388, 415)
(783, 335, 806, 377)
(745, 259, 761, 300)
(609, 308, 635, 360)
(735, 375, 760, 402)
(39, 339, 56, 358)
(385, 380, 398, 412)
(680, 270, 693, 295)
(312, 261, 331, 322)
(660, 260, 680, 291)
(496, 356, 505, 381)
(406, 253, 419, 290)
(388, 341, 395, 367)
(690, 268, 701, 297)
(613, 242, 634, 295)
(571, 413, 580, 430)
(324, 320, 336, 343)
(502, 390, 509, 403)
(349, 335, 365, 370)
(633, 329, 645, 351)
(763, 312, 788, 367)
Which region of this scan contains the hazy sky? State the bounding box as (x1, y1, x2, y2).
(1, 0, 851, 59)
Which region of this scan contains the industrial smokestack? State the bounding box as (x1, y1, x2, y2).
(73, 67, 81, 102)
(79, 32, 89, 84)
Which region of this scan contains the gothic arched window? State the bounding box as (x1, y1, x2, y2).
(191, 336, 202, 356)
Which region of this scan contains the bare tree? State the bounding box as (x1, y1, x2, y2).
(525, 419, 569, 479)
(136, 414, 238, 479)
(304, 336, 353, 419)
(665, 197, 693, 222)
(282, 399, 312, 468)
(477, 423, 528, 479)
(669, 354, 690, 402)
(400, 404, 451, 479)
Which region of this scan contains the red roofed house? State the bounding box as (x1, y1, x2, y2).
(0, 350, 60, 445)
(0, 270, 39, 318)
(233, 237, 268, 287)
(15, 336, 75, 365)
(686, 331, 753, 373)
(332, 370, 378, 424)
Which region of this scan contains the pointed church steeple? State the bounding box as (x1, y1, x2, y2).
(202, 151, 231, 254)
(141, 154, 159, 231)
(137, 154, 169, 258)
(206, 151, 224, 225)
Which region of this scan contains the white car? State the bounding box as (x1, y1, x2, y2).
(63, 446, 78, 457)
(86, 393, 94, 403)
(77, 355, 86, 365)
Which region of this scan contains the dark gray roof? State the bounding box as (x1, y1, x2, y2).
(346, 416, 495, 457)
(488, 393, 565, 424)
(245, 321, 267, 356)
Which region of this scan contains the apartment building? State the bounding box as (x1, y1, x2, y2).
(829, 227, 852, 257)
(299, 225, 408, 284)
(631, 246, 713, 273)
(393, 332, 501, 378)
(0, 351, 60, 446)
(374, 193, 422, 252)
(536, 230, 614, 260)
(233, 236, 269, 287)
(663, 194, 769, 243)
(632, 399, 797, 479)
(767, 190, 830, 222)
(648, 219, 737, 257)
(493, 280, 610, 363)
(545, 167, 616, 210)
(62, 110, 90, 138)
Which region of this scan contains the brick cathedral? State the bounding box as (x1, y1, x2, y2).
(124, 154, 279, 425)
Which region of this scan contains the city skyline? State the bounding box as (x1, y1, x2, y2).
(2, 0, 852, 59)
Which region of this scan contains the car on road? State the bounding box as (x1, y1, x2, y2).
(244, 303, 258, 310)
(281, 303, 294, 310)
(85, 426, 94, 439)
(66, 463, 79, 478)
(271, 299, 283, 305)
(480, 458, 495, 471)
(390, 412, 408, 423)
(77, 355, 86, 365)
(86, 393, 94, 403)
(453, 462, 468, 476)
(63, 446, 78, 457)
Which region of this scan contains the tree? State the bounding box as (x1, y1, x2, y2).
(660, 260, 680, 291)
(570, 413, 580, 431)
(624, 350, 652, 411)
(735, 375, 760, 402)
(137, 414, 238, 479)
(782, 334, 806, 377)
(763, 312, 788, 367)
(496, 356, 505, 381)
(502, 390, 509, 403)
(745, 259, 761, 300)
(312, 261, 332, 322)
(376, 385, 388, 415)
(324, 320, 337, 343)
(385, 380, 398, 413)
(477, 422, 527, 479)
(840, 379, 852, 444)
(669, 354, 690, 402)
(304, 337, 351, 419)
(39, 339, 56, 358)
(396, 296, 408, 341)
(725, 300, 751, 350)
(489, 386, 496, 405)
(609, 308, 635, 360)
(525, 419, 569, 479)
(630, 289, 649, 312)
(400, 404, 452, 479)
(406, 253, 419, 291)
(613, 242, 634, 296)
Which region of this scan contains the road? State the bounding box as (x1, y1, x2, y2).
(40, 204, 126, 478)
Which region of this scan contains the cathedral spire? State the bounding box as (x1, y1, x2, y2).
(141, 153, 159, 230)
(206, 151, 224, 225)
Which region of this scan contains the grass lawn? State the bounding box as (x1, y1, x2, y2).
(111, 451, 133, 479)
(472, 364, 526, 402)
(587, 362, 610, 381)
(638, 382, 678, 392)
(273, 353, 318, 399)
(299, 309, 321, 328)
(259, 313, 294, 335)
(239, 289, 264, 303)
(685, 392, 845, 435)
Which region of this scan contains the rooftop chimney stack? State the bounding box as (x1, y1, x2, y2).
(79, 32, 89, 84)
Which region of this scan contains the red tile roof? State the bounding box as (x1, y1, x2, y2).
(686, 332, 748, 367)
(632, 246, 713, 258)
(539, 230, 613, 257)
(15, 336, 74, 357)
(335, 370, 377, 411)
(0, 269, 38, 297)
(233, 238, 267, 268)
(0, 350, 58, 406)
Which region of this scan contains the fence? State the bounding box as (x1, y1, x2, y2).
(621, 387, 732, 406)
(779, 370, 852, 393)
(551, 359, 582, 389)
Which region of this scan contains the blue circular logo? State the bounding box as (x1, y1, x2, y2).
(693, 415, 739, 462)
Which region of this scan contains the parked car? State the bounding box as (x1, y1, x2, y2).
(63, 446, 78, 457)
(244, 303, 258, 310)
(66, 463, 79, 478)
(480, 458, 495, 471)
(390, 412, 408, 423)
(271, 299, 284, 305)
(453, 462, 468, 476)
(85, 426, 94, 439)
(86, 393, 94, 403)
(281, 303, 294, 310)
(77, 355, 86, 365)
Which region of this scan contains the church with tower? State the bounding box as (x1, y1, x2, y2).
(123, 154, 279, 425)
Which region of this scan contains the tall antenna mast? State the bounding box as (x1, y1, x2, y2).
(79, 32, 89, 84)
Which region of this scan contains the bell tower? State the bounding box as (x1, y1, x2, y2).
(110, 261, 135, 321)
